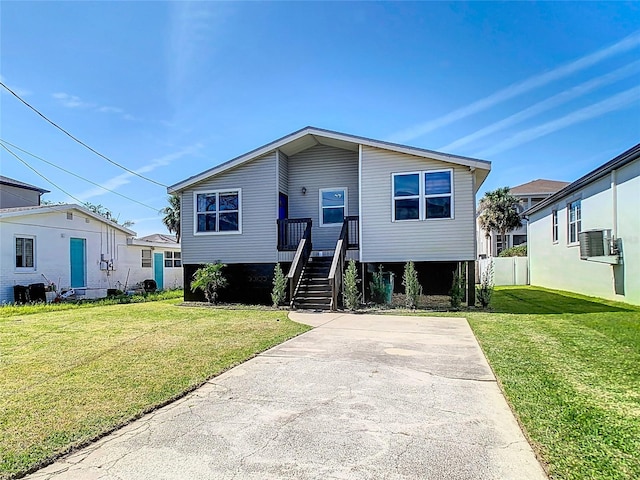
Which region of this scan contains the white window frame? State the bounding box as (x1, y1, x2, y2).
(164, 251, 182, 268)
(552, 209, 559, 243)
(141, 249, 152, 268)
(567, 200, 581, 245)
(193, 189, 242, 236)
(392, 168, 454, 222)
(319, 187, 348, 227)
(15, 235, 36, 271)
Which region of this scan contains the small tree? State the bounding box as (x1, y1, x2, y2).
(449, 267, 466, 309)
(369, 265, 387, 305)
(271, 263, 287, 307)
(191, 262, 228, 304)
(402, 261, 422, 309)
(478, 187, 522, 256)
(476, 261, 494, 308)
(343, 260, 361, 310)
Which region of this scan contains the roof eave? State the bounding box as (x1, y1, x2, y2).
(168, 126, 491, 193)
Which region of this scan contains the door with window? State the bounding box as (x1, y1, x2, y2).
(154, 252, 164, 290)
(69, 238, 86, 288)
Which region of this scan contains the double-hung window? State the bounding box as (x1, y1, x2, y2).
(319, 188, 347, 226)
(567, 200, 581, 244)
(141, 249, 152, 268)
(552, 210, 558, 242)
(195, 189, 241, 234)
(393, 169, 453, 221)
(15, 236, 35, 269)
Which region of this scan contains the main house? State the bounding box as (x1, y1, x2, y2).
(477, 178, 569, 258)
(525, 143, 639, 305)
(169, 127, 491, 309)
(0, 176, 183, 303)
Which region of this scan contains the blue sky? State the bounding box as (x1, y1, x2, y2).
(1, 1, 638, 237)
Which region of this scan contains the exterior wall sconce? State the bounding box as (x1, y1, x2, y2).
(301, 186, 307, 195)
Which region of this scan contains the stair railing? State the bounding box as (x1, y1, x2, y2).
(328, 218, 349, 310)
(287, 220, 312, 307)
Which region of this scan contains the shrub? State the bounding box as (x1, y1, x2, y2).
(369, 265, 387, 305)
(498, 245, 527, 257)
(402, 261, 422, 309)
(449, 267, 466, 309)
(191, 262, 228, 304)
(476, 261, 494, 308)
(271, 263, 287, 307)
(343, 260, 361, 310)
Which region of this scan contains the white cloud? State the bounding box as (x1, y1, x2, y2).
(441, 60, 640, 152)
(97, 106, 124, 114)
(387, 31, 640, 144)
(52, 92, 95, 109)
(75, 144, 203, 201)
(476, 86, 640, 157)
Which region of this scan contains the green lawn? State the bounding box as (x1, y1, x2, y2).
(0, 299, 310, 479)
(465, 287, 640, 480)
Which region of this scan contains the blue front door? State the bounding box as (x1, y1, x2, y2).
(70, 238, 86, 288)
(154, 252, 164, 290)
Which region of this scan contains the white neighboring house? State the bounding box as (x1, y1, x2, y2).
(477, 179, 569, 258)
(525, 144, 639, 305)
(0, 203, 183, 304)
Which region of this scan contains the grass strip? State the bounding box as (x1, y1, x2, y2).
(0, 299, 310, 479)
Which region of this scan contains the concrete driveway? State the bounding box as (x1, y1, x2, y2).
(28, 313, 547, 480)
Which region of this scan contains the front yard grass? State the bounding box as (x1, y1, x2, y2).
(465, 287, 640, 480)
(0, 299, 310, 479)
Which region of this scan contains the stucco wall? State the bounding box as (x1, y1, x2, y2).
(528, 159, 639, 305)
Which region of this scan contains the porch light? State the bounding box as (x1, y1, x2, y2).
(301, 186, 307, 195)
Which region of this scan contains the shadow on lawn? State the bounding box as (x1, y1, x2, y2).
(490, 288, 636, 314)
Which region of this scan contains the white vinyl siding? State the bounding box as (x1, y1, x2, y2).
(288, 144, 358, 250)
(360, 145, 475, 262)
(180, 152, 277, 264)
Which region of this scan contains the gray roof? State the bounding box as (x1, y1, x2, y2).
(524, 143, 640, 216)
(169, 126, 492, 193)
(0, 175, 49, 194)
(137, 233, 178, 244)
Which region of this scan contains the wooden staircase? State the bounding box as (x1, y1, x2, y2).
(292, 256, 333, 310)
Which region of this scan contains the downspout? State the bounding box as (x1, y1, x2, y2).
(611, 169, 617, 239)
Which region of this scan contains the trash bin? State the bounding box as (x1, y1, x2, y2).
(382, 272, 395, 304)
(28, 283, 47, 303)
(14, 285, 29, 304)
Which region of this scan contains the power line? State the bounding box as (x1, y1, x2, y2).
(0, 139, 162, 212)
(1, 142, 88, 205)
(0, 81, 168, 188)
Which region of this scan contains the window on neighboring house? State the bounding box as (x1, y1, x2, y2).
(495, 235, 506, 255)
(393, 169, 453, 221)
(15, 237, 35, 269)
(513, 235, 527, 246)
(552, 210, 558, 242)
(319, 188, 347, 226)
(141, 249, 152, 268)
(195, 190, 241, 233)
(568, 200, 581, 244)
(164, 251, 182, 267)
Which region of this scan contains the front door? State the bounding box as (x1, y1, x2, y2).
(279, 192, 288, 220)
(69, 238, 86, 288)
(154, 252, 164, 290)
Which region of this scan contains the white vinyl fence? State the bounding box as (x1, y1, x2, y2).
(478, 257, 529, 286)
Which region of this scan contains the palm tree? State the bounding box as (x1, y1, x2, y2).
(161, 194, 181, 242)
(478, 187, 522, 255)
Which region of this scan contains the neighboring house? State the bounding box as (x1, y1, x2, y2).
(477, 179, 569, 257)
(525, 143, 639, 305)
(0, 203, 183, 303)
(169, 126, 491, 308)
(0, 175, 49, 208)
